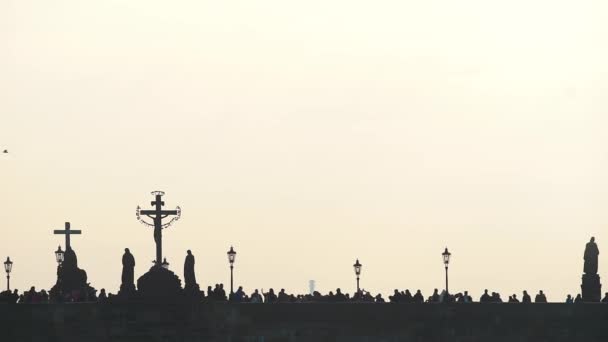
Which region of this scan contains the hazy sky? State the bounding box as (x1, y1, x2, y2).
(1, 1, 607, 300)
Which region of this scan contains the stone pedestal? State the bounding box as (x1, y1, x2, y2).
(184, 283, 204, 301)
(117, 283, 137, 299)
(581, 273, 601, 302)
(137, 266, 182, 300)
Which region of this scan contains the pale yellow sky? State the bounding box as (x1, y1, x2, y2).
(1, 1, 607, 300)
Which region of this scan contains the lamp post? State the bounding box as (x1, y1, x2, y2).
(54, 246, 64, 265)
(4, 257, 12, 291)
(227, 246, 236, 294)
(353, 259, 362, 292)
(442, 247, 451, 294)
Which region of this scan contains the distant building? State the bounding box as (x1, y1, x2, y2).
(309, 280, 316, 295)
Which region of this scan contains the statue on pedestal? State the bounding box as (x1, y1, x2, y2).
(184, 250, 202, 299)
(581, 237, 602, 302)
(118, 248, 137, 297)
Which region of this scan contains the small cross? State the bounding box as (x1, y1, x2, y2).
(53, 222, 82, 250)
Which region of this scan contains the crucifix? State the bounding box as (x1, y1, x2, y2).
(53, 222, 82, 251)
(136, 191, 181, 266)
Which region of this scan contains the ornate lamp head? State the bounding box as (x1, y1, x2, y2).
(54, 246, 64, 264)
(442, 247, 451, 267)
(227, 246, 236, 265)
(3, 257, 12, 274)
(353, 259, 362, 277)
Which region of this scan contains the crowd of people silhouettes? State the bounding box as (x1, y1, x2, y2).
(3, 286, 606, 304)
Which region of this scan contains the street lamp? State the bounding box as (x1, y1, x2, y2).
(227, 246, 236, 294)
(4, 257, 13, 291)
(161, 258, 169, 269)
(353, 259, 362, 292)
(54, 246, 64, 265)
(442, 247, 451, 294)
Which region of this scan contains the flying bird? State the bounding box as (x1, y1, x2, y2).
(2, 150, 7, 153)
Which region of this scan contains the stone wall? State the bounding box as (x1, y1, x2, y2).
(1, 302, 607, 341)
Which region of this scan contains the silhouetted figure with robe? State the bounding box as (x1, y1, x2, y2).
(601, 293, 608, 303)
(584, 237, 600, 275)
(119, 248, 136, 295)
(184, 250, 196, 285)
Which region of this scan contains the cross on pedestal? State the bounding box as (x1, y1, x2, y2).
(136, 191, 181, 266)
(53, 222, 82, 251)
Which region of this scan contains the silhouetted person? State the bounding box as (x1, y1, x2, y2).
(40, 290, 49, 303)
(10, 289, 19, 304)
(522, 290, 531, 303)
(264, 288, 277, 303)
(491, 292, 503, 303)
(233, 286, 245, 302)
(463, 291, 472, 303)
(480, 289, 491, 303)
(413, 290, 424, 303)
(390, 289, 400, 303)
(600, 293, 608, 303)
(98, 289, 107, 303)
(430, 289, 440, 303)
(334, 288, 346, 302)
(251, 289, 263, 303)
(442, 290, 454, 303)
(565, 294, 573, 303)
(575, 294, 583, 303)
(535, 290, 547, 303)
(375, 294, 385, 303)
(403, 289, 413, 303)
(584, 237, 600, 275)
(218, 284, 227, 300)
(278, 288, 289, 302)
(184, 250, 196, 288)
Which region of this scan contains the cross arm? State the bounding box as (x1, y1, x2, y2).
(54, 230, 82, 234)
(139, 210, 178, 216)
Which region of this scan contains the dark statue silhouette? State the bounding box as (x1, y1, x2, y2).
(584, 237, 600, 275)
(118, 248, 136, 297)
(183, 250, 203, 298)
(184, 250, 196, 287)
(582, 237, 602, 302)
